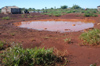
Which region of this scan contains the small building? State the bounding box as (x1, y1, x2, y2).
(1, 6, 21, 14)
(97, 6, 100, 11)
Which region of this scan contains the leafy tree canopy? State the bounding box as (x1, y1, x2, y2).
(61, 5, 68, 9)
(71, 5, 81, 9)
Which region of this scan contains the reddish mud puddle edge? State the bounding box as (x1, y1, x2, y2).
(14, 19, 95, 32)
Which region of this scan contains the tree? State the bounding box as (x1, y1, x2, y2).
(28, 8, 32, 11)
(71, 5, 81, 9)
(51, 7, 53, 9)
(61, 5, 68, 9)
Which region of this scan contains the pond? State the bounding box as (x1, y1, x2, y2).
(14, 19, 95, 32)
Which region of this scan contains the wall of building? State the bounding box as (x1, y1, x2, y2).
(1, 6, 21, 14)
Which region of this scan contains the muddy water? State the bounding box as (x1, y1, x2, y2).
(14, 20, 94, 32)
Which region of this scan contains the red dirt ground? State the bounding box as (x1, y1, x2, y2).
(0, 13, 100, 66)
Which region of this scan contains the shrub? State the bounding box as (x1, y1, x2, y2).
(53, 14, 61, 17)
(0, 41, 4, 50)
(92, 14, 98, 17)
(0, 44, 66, 66)
(2, 16, 10, 20)
(61, 5, 68, 9)
(80, 29, 100, 45)
(66, 11, 72, 13)
(64, 38, 72, 44)
(84, 13, 91, 17)
(0, 41, 10, 50)
(92, 10, 97, 13)
(71, 5, 81, 9)
(84, 13, 98, 17)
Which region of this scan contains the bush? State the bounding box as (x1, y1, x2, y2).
(84, 13, 91, 17)
(84, 13, 98, 17)
(0, 41, 9, 50)
(71, 5, 81, 9)
(66, 11, 72, 13)
(0, 41, 4, 50)
(2, 16, 10, 20)
(0, 44, 65, 66)
(53, 14, 61, 17)
(92, 14, 98, 17)
(61, 5, 68, 9)
(80, 29, 100, 45)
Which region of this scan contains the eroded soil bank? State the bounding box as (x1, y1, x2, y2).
(0, 13, 100, 66)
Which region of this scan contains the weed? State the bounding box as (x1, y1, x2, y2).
(44, 37, 50, 39)
(53, 14, 61, 17)
(84, 13, 98, 17)
(27, 15, 33, 18)
(2, 16, 10, 20)
(10, 33, 15, 36)
(21, 14, 25, 18)
(34, 15, 40, 17)
(0, 41, 4, 50)
(90, 63, 96, 66)
(64, 38, 71, 44)
(80, 29, 100, 45)
(0, 43, 67, 66)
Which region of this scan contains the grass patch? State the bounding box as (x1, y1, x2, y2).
(0, 44, 67, 66)
(0, 41, 5, 50)
(64, 38, 72, 44)
(80, 29, 100, 45)
(2, 16, 10, 20)
(84, 13, 98, 17)
(44, 36, 50, 39)
(21, 14, 25, 18)
(53, 14, 61, 17)
(90, 63, 96, 66)
(10, 33, 15, 36)
(27, 15, 33, 18)
(0, 41, 10, 50)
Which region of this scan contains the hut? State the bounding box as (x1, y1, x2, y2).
(1, 6, 21, 14)
(97, 6, 100, 11)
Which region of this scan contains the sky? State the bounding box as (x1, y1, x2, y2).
(0, 0, 100, 9)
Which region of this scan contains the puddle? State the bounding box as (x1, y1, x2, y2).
(14, 19, 95, 32)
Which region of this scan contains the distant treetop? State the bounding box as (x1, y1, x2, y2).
(61, 5, 68, 9)
(71, 5, 81, 9)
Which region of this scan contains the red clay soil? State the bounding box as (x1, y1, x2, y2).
(0, 13, 100, 66)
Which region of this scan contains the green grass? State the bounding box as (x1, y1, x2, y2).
(0, 41, 4, 50)
(44, 36, 50, 39)
(90, 63, 97, 66)
(41, 8, 99, 17)
(80, 29, 100, 45)
(83, 13, 98, 17)
(10, 33, 15, 36)
(2, 16, 10, 20)
(0, 44, 66, 66)
(53, 14, 61, 17)
(27, 15, 33, 18)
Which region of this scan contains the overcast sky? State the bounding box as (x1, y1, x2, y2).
(0, 0, 100, 9)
